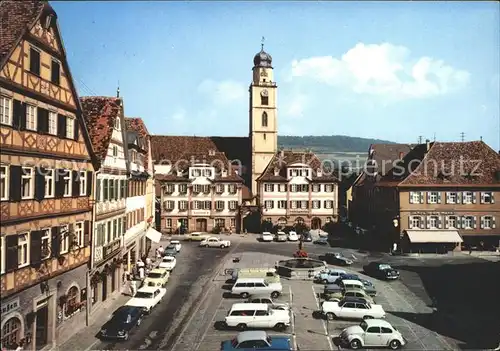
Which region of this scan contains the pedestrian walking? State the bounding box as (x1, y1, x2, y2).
(158, 245, 164, 256)
(129, 279, 137, 296)
(145, 257, 152, 268)
(138, 266, 145, 280)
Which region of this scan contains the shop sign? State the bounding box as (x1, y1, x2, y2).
(410, 211, 455, 216)
(192, 210, 210, 216)
(103, 239, 121, 258)
(1, 297, 20, 314)
(289, 209, 309, 214)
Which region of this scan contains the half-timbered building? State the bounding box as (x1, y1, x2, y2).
(0, 2, 96, 349)
(80, 96, 128, 310)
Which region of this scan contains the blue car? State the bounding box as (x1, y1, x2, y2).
(221, 331, 292, 351)
(163, 244, 177, 256)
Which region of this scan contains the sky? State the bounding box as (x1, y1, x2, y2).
(52, 1, 500, 150)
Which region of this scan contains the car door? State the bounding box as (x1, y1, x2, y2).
(380, 326, 395, 345)
(254, 309, 269, 328)
(340, 302, 355, 318)
(154, 289, 161, 305)
(363, 326, 382, 346)
(254, 282, 266, 294)
(355, 303, 369, 318)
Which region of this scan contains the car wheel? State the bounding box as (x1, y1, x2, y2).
(123, 332, 129, 341)
(240, 292, 249, 298)
(220, 244, 225, 249)
(349, 339, 361, 350)
(274, 323, 286, 331)
(326, 312, 336, 321)
(236, 323, 247, 331)
(205, 244, 209, 248)
(271, 291, 280, 298)
(322, 279, 328, 284)
(137, 318, 142, 326)
(363, 315, 374, 320)
(389, 340, 402, 350)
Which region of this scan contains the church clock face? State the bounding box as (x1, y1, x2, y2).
(260, 70, 268, 77)
(260, 89, 268, 97)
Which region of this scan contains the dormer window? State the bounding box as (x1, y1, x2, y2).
(273, 168, 279, 176)
(208, 149, 216, 156)
(317, 168, 322, 177)
(202, 169, 212, 177)
(114, 117, 120, 130)
(192, 169, 201, 177)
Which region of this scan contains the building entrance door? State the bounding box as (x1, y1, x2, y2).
(311, 217, 322, 230)
(35, 305, 48, 349)
(196, 218, 207, 232)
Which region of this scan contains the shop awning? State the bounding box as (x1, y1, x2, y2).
(405, 230, 463, 243)
(146, 227, 162, 243)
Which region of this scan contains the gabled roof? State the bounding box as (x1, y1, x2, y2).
(155, 151, 243, 183)
(125, 117, 149, 137)
(0, 0, 47, 66)
(378, 141, 500, 187)
(257, 150, 338, 182)
(80, 96, 122, 165)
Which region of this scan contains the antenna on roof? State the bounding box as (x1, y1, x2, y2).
(433, 133, 436, 142)
(117, 81, 120, 98)
(480, 136, 483, 142)
(460, 132, 465, 142)
(418, 136, 423, 144)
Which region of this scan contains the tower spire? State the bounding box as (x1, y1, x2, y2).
(261, 36, 265, 51)
(116, 80, 120, 98)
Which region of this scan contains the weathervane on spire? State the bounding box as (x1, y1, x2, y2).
(261, 36, 265, 50)
(117, 80, 120, 98)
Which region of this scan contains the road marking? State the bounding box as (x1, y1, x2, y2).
(289, 285, 298, 351)
(194, 297, 225, 351)
(82, 339, 100, 351)
(167, 240, 242, 351)
(311, 285, 334, 351)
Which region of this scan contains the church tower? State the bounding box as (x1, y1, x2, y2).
(250, 41, 278, 193)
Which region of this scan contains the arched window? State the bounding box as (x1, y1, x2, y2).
(65, 286, 80, 317)
(261, 112, 268, 127)
(278, 217, 287, 227)
(1, 317, 21, 348)
(295, 217, 305, 224)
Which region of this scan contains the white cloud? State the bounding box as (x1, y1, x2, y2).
(284, 94, 309, 118)
(197, 79, 246, 105)
(287, 43, 470, 100)
(170, 108, 186, 121)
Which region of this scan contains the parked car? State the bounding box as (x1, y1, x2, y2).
(170, 240, 182, 252)
(322, 252, 353, 266)
(363, 262, 400, 280)
(314, 269, 347, 284)
(275, 232, 287, 242)
(220, 330, 293, 351)
(143, 268, 169, 288)
(301, 232, 313, 242)
(324, 288, 375, 304)
(164, 244, 178, 256)
(231, 278, 282, 298)
(335, 279, 377, 297)
(185, 232, 209, 241)
(231, 268, 279, 282)
(125, 286, 166, 313)
(313, 237, 329, 245)
(200, 237, 231, 248)
(287, 231, 299, 241)
(321, 297, 386, 321)
(335, 274, 375, 288)
(158, 256, 176, 271)
(261, 232, 274, 242)
(246, 294, 289, 310)
(224, 303, 290, 331)
(99, 306, 143, 341)
(338, 319, 407, 350)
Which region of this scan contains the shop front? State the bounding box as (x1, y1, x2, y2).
(402, 230, 463, 253)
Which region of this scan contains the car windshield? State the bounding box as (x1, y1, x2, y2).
(166, 246, 175, 250)
(266, 336, 272, 344)
(359, 321, 368, 331)
(379, 264, 392, 270)
(148, 273, 162, 278)
(135, 292, 153, 299)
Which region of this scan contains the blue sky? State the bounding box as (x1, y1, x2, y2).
(53, 1, 500, 150)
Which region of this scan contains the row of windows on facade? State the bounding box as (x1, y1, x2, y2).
(264, 183, 335, 192)
(0, 165, 91, 202)
(165, 217, 237, 228)
(95, 178, 147, 202)
(0, 96, 78, 140)
(408, 191, 495, 204)
(164, 200, 239, 211)
(265, 217, 333, 226)
(408, 215, 496, 230)
(264, 200, 335, 210)
(0, 222, 90, 274)
(164, 184, 238, 195)
(92, 208, 145, 247)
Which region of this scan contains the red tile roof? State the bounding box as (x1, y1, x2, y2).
(0, 0, 47, 65)
(380, 141, 500, 187)
(257, 150, 338, 182)
(80, 96, 122, 165)
(125, 117, 149, 137)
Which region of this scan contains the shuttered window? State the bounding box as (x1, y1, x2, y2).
(51, 60, 60, 85)
(29, 47, 40, 76)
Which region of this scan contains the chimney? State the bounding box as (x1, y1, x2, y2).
(273, 167, 280, 176)
(222, 169, 227, 178)
(399, 152, 404, 160)
(426, 139, 431, 152)
(317, 168, 323, 177)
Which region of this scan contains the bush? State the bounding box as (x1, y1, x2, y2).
(261, 220, 273, 233)
(212, 225, 222, 234)
(294, 223, 309, 235)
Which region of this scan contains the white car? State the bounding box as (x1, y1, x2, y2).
(261, 232, 274, 242)
(321, 298, 386, 320)
(125, 287, 166, 313)
(170, 240, 182, 252)
(200, 237, 231, 248)
(338, 319, 407, 350)
(158, 256, 176, 271)
(287, 231, 299, 241)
